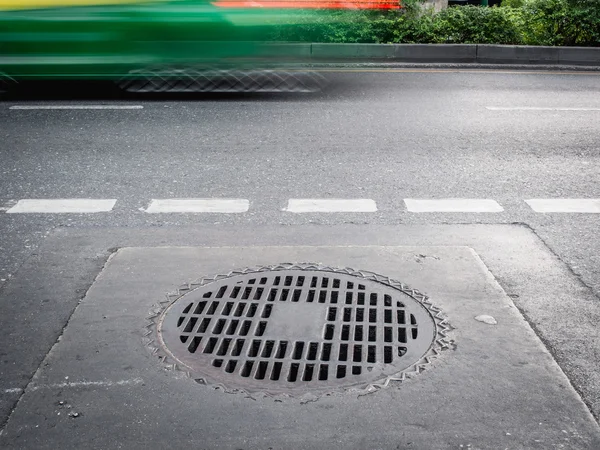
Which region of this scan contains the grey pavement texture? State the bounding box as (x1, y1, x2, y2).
(1, 68, 600, 447)
(1, 233, 600, 449)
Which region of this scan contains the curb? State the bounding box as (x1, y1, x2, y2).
(288, 44, 600, 67)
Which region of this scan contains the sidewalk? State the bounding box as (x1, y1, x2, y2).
(1, 224, 599, 449)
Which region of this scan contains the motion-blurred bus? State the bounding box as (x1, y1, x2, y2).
(0, 0, 400, 92)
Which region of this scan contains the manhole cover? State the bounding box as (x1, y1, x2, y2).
(150, 264, 451, 396)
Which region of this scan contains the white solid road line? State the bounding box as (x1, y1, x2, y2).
(7, 199, 117, 213)
(284, 199, 378, 213)
(404, 198, 504, 213)
(145, 198, 249, 213)
(9, 105, 143, 110)
(526, 199, 600, 213)
(487, 107, 600, 111)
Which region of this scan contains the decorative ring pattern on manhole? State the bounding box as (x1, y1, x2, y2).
(147, 264, 452, 396)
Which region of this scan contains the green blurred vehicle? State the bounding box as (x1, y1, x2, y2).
(0, 0, 399, 91)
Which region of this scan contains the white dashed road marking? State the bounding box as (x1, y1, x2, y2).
(7, 199, 117, 213)
(9, 105, 143, 110)
(2, 198, 599, 214)
(404, 198, 504, 213)
(284, 199, 377, 213)
(145, 198, 249, 213)
(525, 199, 600, 213)
(487, 107, 600, 111)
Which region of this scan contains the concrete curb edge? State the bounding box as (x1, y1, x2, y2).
(293, 43, 600, 66)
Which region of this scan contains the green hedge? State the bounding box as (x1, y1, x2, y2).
(273, 0, 600, 46)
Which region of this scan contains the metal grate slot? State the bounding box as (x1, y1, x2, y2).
(319, 364, 329, 380)
(271, 362, 283, 380)
(225, 360, 237, 373)
(225, 320, 239, 335)
(339, 344, 348, 361)
(188, 336, 202, 353)
(217, 338, 231, 356)
(288, 363, 300, 382)
(241, 287, 252, 300)
(184, 317, 198, 333)
(213, 319, 226, 334)
(207, 301, 219, 314)
(262, 304, 273, 318)
(275, 341, 288, 359)
(303, 364, 315, 381)
(398, 327, 407, 343)
(222, 302, 234, 315)
(307, 342, 318, 360)
(231, 339, 245, 357)
(248, 340, 261, 357)
(261, 340, 275, 358)
(367, 345, 376, 363)
(327, 307, 337, 321)
(194, 301, 207, 315)
(255, 361, 269, 380)
(203, 337, 218, 354)
(292, 342, 305, 360)
(240, 361, 253, 377)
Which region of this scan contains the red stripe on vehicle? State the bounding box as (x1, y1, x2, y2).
(212, 0, 400, 8)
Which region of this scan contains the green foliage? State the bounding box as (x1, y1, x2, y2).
(519, 0, 600, 46)
(271, 11, 403, 43)
(501, 0, 524, 7)
(273, 0, 600, 46)
(428, 6, 522, 44)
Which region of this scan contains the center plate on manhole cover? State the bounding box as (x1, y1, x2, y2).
(149, 264, 451, 396)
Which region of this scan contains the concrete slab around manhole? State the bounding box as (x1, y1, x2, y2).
(1, 245, 599, 450)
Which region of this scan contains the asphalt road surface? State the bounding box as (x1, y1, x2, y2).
(1, 68, 600, 449)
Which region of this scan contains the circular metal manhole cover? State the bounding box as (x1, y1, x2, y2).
(149, 264, 451, 396)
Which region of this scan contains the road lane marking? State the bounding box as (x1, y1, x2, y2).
(487, 107, 600, 111)
(526, 199, 600, 213)
(6, 199, 116, 213)
(284, 199, 377, 213)
(404, 198, 504, 213)
(145, 198, 249, 213)
(9, 105, 143, 110)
